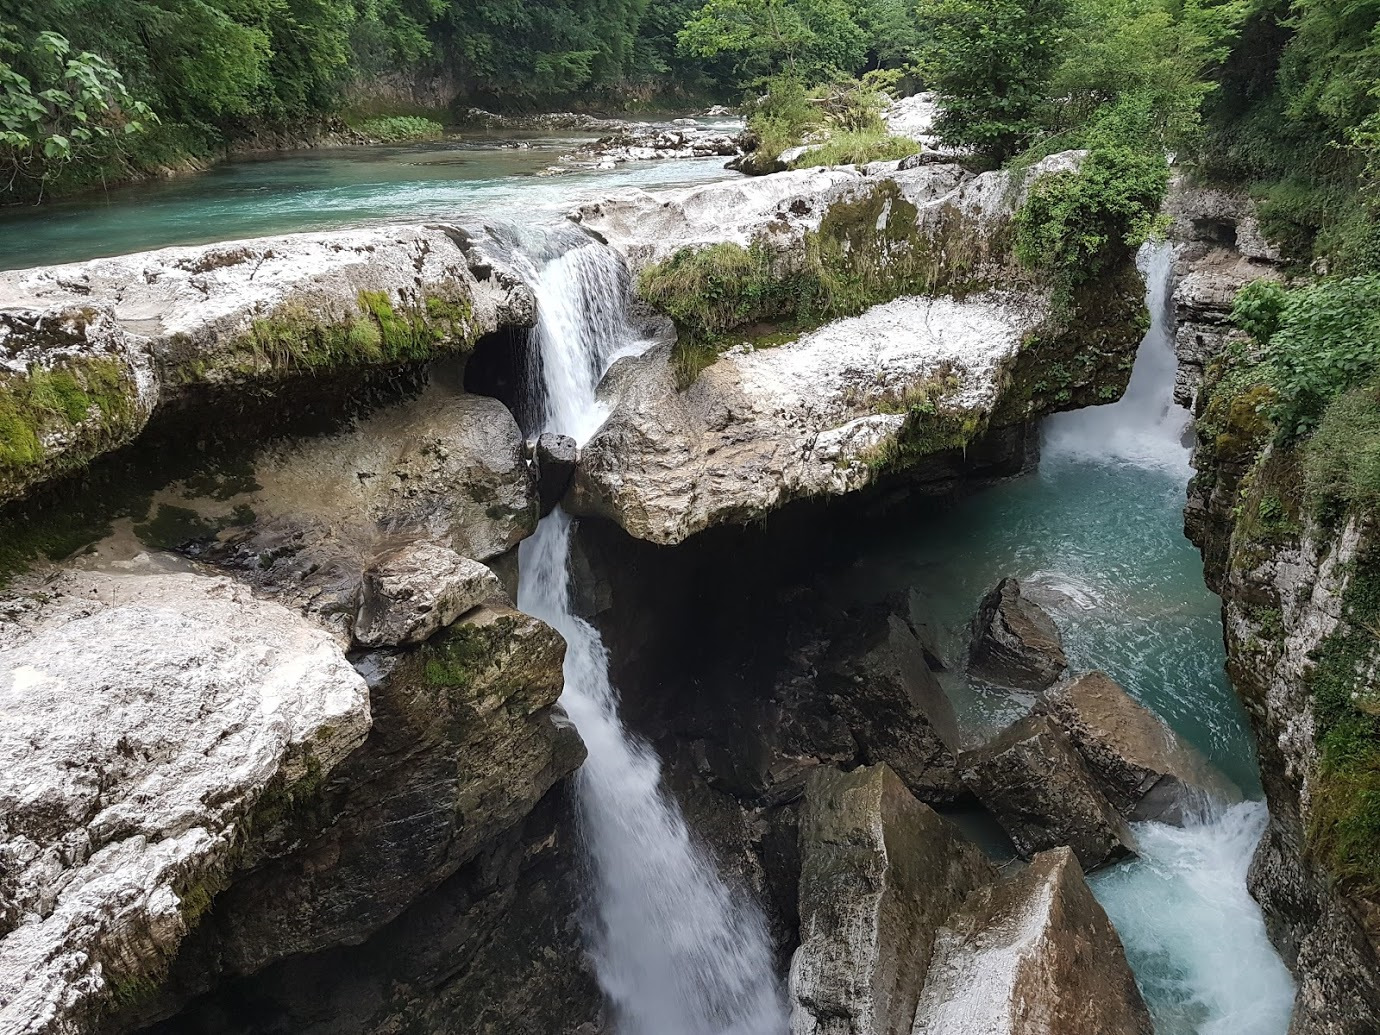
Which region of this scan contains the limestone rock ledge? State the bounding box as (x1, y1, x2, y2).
(0, 565, 371, 1033)
(1176, 210, 1380, 1033)
(570, 292, 1048, 545)
(0, 224, 534, 505)
(568, 154, 1145, 546)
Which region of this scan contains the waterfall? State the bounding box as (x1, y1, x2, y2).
(1042, 242, 1192, 474)
(515, 237, 787, 1035)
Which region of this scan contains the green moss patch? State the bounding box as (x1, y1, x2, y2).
(1308, 542, 1380, 897)
(639, 179, 995, 385)
(0, 356, 143, 498)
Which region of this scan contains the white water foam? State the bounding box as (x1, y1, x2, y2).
(1092, 803, 1296, 1034)
(515, 235, 787, 1035)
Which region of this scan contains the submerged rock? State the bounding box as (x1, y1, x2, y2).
(353, 542, 502, 647)
(911, 847, 1153, 1035)
(789, 763, 997, 1035)
(1042, 670, 1242, 823)
(960, 715, 1136, 871)
(967, 578, 1068, 691)
(0, 565, 372, 1034)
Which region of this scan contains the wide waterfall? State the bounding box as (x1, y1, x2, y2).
(515, 236, 787, 1035)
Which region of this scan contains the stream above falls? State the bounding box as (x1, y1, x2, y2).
(0, 119, 743, 271)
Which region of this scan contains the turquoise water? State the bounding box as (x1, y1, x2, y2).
(0, 125, 742, 271)
(840, 246, 1292, 1032)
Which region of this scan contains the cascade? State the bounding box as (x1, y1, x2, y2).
(515, 236, 787, 1035)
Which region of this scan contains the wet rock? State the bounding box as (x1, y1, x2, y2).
(911, 847, 1153, 1035)
(535, 432, 578, 516)
(959, 715, 1136, 871)
(0, 565, 372, 1034)
(353, 542, 502, 647)
(788, 763, 998, 1035)
(967, 578, 1068, 691)
(1042, 670, 1242, 823)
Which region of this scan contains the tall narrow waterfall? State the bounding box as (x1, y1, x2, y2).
(515, 237, 787, 1035)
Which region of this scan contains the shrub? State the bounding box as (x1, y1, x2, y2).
(1303, 381, 1380, 513)
(790, 129, 919, 168)
(1013, 145, 1169, 298)
(351, 115, 445, 143)
(1237, 275, 1380, 439)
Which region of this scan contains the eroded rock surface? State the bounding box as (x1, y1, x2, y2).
(570, 293, 1047, 545)
(1042, 670, 1241, 823)
(789, 763, 997, 1035)
(354, 542, 502, 646)
(0, 224, 534, 504)
(960, 715, 1136, 871)
(911, 847, 1153, 1035)
(967, 578, 1068, 691)
(0, 565, 371, 1034)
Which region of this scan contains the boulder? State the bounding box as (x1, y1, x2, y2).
(108, 601, 582, 1031)
(354, 543, 502, 647)
(910, 847, 1153, 1035)
(570, 292, 1047, 546)
(0, 224, 536, 505)
(1042, 671, 1242, 823)
(967, 578, 1068, 691)
(164, 387, 536, 642)
(0, 565, 372, 1034)
(959, 715, 1136, 871)
(821, 601, 963, 800)
(788, 763, 998, 1035)
(534, 432, 578, 516)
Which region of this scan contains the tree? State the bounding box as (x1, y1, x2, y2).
(678, 0, 866, 84)
(917, 0, 1071, 164)
(0, 28, 156, 197)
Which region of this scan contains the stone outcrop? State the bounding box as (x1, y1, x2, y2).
(535, 432, 578, 516)
(1173, 194, 1380, 1034)
(120, 384, 538, 643)
(960, 715, 1136, 871)
(789, 764, 998, 1035)
(353, 542, 502, 647)
(1042, 670, 1241, 823)
(1164, 181, 1284, 408)
(0, 224, 535, 504)
(0, 564, 372, 1034)
(567, 154, 1144, 545)
(568, 125, 745, 167)
(569, 295, 1050, 545)
(967, 578, 1068, 691)
(910, 847, 1153, 1035)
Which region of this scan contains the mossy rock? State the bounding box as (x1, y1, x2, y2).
(0, 353, 147, 503)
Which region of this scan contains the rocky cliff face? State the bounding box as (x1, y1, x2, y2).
(1175, 185, 1380, 1034)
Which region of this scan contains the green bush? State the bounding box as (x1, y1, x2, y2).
(1236, 275, 1380, 439)
(350, 115, 445, 143)
(1013, 145, 1169, 297)
(1304, 381, 1380, 513)
(790, 129, 919, 168)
